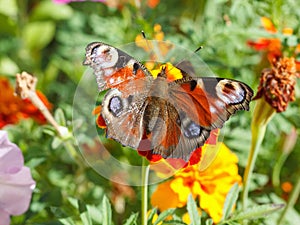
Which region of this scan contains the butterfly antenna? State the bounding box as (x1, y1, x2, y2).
(172, 45, 204, 76)
(194, 46, 203, 53)
(141, 30, 152, 53)
(141, 30, 163, 68)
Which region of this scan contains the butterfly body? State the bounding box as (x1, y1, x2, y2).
(84, 42, 253, 161)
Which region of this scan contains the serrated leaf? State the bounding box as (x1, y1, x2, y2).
(187, 194, 201, 225)
(222, 183, 239, 220)
(123, 213, 139, 225)
(229, 203, 285, 221)
(23, 21, 55, 50)
(153, 208, 176, 225)
(102, 195, 112, 225)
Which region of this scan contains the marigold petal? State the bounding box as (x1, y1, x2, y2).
(261, 17, 277, 33)
(151, 180, 181, 211)
(170, 177, 191, 206)
(198, 191, 224, 223)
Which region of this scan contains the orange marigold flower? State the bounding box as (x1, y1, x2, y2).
(248, 17, 300, 66)
(147, 0, 159, 8)
(281, 181, 293, 193)
(0, 77, 51, 128)
(254, 57, 299, 112)
(151, 142, 241, 223)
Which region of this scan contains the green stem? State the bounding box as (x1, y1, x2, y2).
(277, 176, 300, 224)
(272, 128, 297, 190)
(272, 152, 289, 189)
(242, 124, 267, 210)
(242, 99, 275, 211)
(141, 157, 150, 225)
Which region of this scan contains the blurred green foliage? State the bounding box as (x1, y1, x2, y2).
(1, 0, 300, 224)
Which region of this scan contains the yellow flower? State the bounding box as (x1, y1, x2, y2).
(151, 142, 241, 223)
(182, 209, 202, 224)
(150, 63, 183, 81)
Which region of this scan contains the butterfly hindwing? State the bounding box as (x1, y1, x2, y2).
(101, 88, 149, 149)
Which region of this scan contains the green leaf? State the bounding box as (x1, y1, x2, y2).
(59, 217, 76, 225)
(205, 219, 213, 225)
(31, 1, 73, 21)
(52, 136, 62, 149)
(87, 204, 103, 223)
(23, 21, 56, 50)
(101, 195, 112, 225)
(54, 108, 66, 126)
(0, 56, 19, 75)
(123, 213, 139, 225)
(26, 157, 46, 168)
(229, 203, 285, 221)
(0, 13, 17, 35)
(163, 220, 187, 225)
(80, 210, 92, 225)
(222, 183, 239, 220)
(147, 208, 157, 225)
(153, 208, 176, 225)
(0, 0, 17, 17)
(187, 194, 201, 225)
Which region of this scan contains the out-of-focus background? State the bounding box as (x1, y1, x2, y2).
(0, 0, 299, 224)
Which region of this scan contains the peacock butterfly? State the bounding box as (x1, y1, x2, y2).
(83, 42, 253, 162)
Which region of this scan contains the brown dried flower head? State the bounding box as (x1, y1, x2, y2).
(254, 57, 299, 112)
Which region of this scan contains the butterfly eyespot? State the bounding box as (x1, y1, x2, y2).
(183, 121, 202, 138)
(216, 80, 245, 104)
(224, 82, 235, 90)
(103, 48, 110, 54)
(108, 96, 123, 117)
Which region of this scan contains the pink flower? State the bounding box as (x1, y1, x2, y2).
(0, 131, 36, 225)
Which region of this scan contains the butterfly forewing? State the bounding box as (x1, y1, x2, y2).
(84, 42, 152, 92)
(171, 77, 253, 129)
